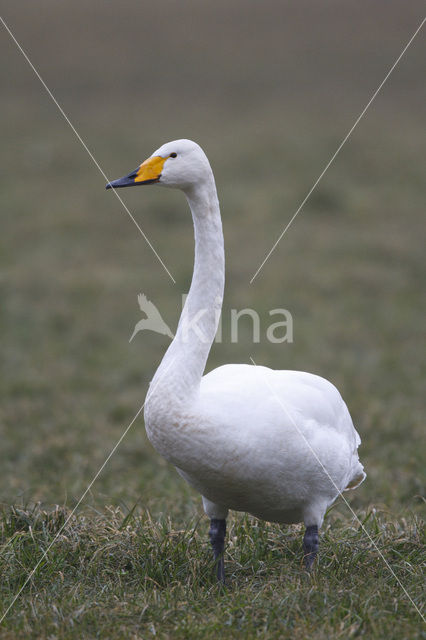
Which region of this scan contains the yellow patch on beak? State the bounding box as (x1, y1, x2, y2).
(135, 155, 167, 183)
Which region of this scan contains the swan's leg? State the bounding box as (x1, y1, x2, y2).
(202, 497, 228, 583)
(209, 518, 226, 583)
(303, 524, 319, 569)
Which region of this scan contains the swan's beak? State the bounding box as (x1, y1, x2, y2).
(106, 155, 167, 189)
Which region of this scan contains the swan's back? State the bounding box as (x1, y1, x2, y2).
(198, 364, 365, 509)
(201, 364, 356, 441)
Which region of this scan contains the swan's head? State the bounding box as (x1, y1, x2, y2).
(106, 139, 212, 192)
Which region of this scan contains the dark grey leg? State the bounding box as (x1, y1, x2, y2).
(303, 524, 319, 570)
(209, 518, 226, 583)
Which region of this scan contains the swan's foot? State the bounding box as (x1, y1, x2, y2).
(209, 518, 226, 583)
(303, 524, 319, 570)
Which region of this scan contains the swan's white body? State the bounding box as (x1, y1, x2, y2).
(179, 365, 364, 525)
(133, 139, 366, 530)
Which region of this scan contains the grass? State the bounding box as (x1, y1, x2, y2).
(1, 504, 424, 639)
(1, 0, 425, 637)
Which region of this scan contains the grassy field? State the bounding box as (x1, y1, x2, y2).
(1, 1, 425, 637)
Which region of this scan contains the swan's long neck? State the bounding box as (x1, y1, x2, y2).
(148, 175, 224, 408)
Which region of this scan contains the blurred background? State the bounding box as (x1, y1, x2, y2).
(1, 0, 425, 519)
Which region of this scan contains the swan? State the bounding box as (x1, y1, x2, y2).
(106, 139, 366, 582)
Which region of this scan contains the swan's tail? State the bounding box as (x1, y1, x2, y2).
(344, 461, 366, 491)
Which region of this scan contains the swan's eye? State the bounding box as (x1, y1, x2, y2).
(170, 152, 177, 158)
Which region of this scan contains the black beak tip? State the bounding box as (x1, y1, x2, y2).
(105, 182, 112, 190)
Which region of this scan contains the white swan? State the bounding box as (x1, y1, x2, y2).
(106, 139, 366, 582)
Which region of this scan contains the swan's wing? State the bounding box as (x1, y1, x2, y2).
(200, 364, 357, 443)
(199, 364, 364, 493)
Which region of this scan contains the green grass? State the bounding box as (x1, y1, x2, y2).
(1, 1, 425, 637)
(1, 504, 424, 639)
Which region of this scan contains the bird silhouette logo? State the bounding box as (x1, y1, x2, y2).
(129, 293, 174, 342)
